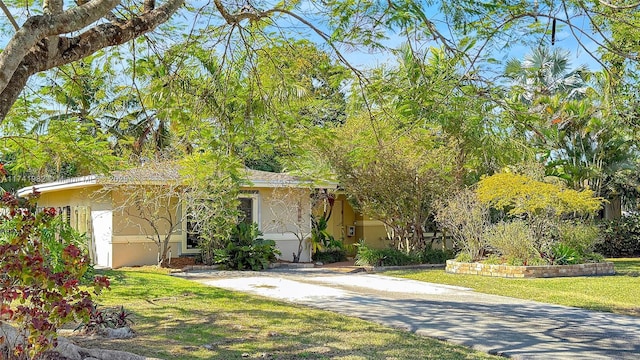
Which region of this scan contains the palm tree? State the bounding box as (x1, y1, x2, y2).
(506, 50, 638, 218)
(505, 47, 589, 105)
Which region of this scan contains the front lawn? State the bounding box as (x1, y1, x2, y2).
(385, 258, 640, 316)
(72, 267, 499, 360)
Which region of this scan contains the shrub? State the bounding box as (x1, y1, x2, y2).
(355, 243, 419, 266)
(214, 223, 281, 271)
(558, 222, 601, 256)
(312, 249, 347, 264)
(484, 220, 538, 265)
(434, 189, 491, 261)
(454, 252, 473, 263)
(419, 247, 454, 264)
(476, 172, 603, 218)
(483, 254, 502, 265)
(597, 215, 640, 257)
(0, 192, 109, 359)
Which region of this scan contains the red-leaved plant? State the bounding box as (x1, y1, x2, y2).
(0, 190, 109, 359)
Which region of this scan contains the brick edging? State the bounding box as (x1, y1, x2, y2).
(445, 260, 615, 278)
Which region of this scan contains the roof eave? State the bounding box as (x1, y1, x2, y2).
(16, 175, 99, 197)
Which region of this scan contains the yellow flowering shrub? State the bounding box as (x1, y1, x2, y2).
(476, 173, 602, 217)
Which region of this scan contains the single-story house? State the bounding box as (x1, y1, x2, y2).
(17, 165, 321, 268)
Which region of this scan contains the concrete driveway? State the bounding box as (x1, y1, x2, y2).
(174, 268, 640, 360)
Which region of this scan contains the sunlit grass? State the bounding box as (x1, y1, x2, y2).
(73, 267, 499, 360)
(385, 258, 640, 316)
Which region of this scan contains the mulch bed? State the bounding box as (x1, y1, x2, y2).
(166, 257, 197, 269)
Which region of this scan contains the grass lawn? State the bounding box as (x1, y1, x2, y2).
(385, 258, 640, 317)
(70, 267, 500, 360)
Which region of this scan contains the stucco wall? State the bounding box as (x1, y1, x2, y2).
(34, 183, 315, 266)
(256, 187, 312, 262)
(355, 216, 389, 249)
(112, 240, 183, 268)
(111, 187, 183, 237)
(36, 186, 114, 267)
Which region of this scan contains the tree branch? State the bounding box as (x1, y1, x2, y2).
(0, 0, 184, 121)
(0, 0, 121, 97)
(597, 0, 640, 10)
(0, 0, 19, 30)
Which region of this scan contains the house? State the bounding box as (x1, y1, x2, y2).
(317, 193, 389, 251)
(17, 165, 318, 268)
(319, 193, 451, 252)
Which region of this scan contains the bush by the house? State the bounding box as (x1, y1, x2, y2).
(214, 223, 281, 271)
(355, 243, 452, 266)
(597, 215, 640, 257)
(312, 249, 348, 264)
(418, 247, 455, 264)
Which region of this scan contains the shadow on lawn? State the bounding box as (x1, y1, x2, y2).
(77, 271, 487, 360)
(71, 303, 485, 360)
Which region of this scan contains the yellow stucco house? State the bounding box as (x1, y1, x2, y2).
(17, 166, 316, 268)
(319, 193, 390, 251)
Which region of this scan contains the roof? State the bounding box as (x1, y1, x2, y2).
(16, 163, 330, 197)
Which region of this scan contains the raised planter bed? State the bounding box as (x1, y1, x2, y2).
(446, 259, 615, 278)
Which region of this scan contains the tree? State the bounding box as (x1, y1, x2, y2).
(3, 0, 640, 122)
(504, 47, 589, 105)
(179, 152, 243, 265)
(504, 49, 638, 218)
(101, 160, 186, 267)
(264, 186, 313, 262)
(318, 113, 456, 252)
(0, 0, 184, 120)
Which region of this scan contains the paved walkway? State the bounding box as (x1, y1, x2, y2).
(173, 268, 640, 360)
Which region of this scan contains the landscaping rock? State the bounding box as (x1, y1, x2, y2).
(102, 327, 135, 339)
(1, 323, 160, 360)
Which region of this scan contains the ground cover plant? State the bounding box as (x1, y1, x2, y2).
(386, 258, 640, 317)
(73, 267, 499, 360)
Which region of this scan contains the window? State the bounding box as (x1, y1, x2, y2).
(238, 197, 253, 224)
(238, 192, 260, 228)
(185, 216, 200, 250)
(181, 192, 260, 254)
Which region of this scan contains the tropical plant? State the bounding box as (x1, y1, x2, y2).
(310, 213, 337, 254)
(214, 223, 281, 271)
(76, 305, 134, 335)
(505, 47, 588, 105)
(550, 243, 582, 265)
(557, 222, 602, 257)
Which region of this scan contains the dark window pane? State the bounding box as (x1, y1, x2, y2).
(186, 217, 199, 249)
(238, 198, 253, 224)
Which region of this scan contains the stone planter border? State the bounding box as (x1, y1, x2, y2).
(445, 259, 615, 278)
